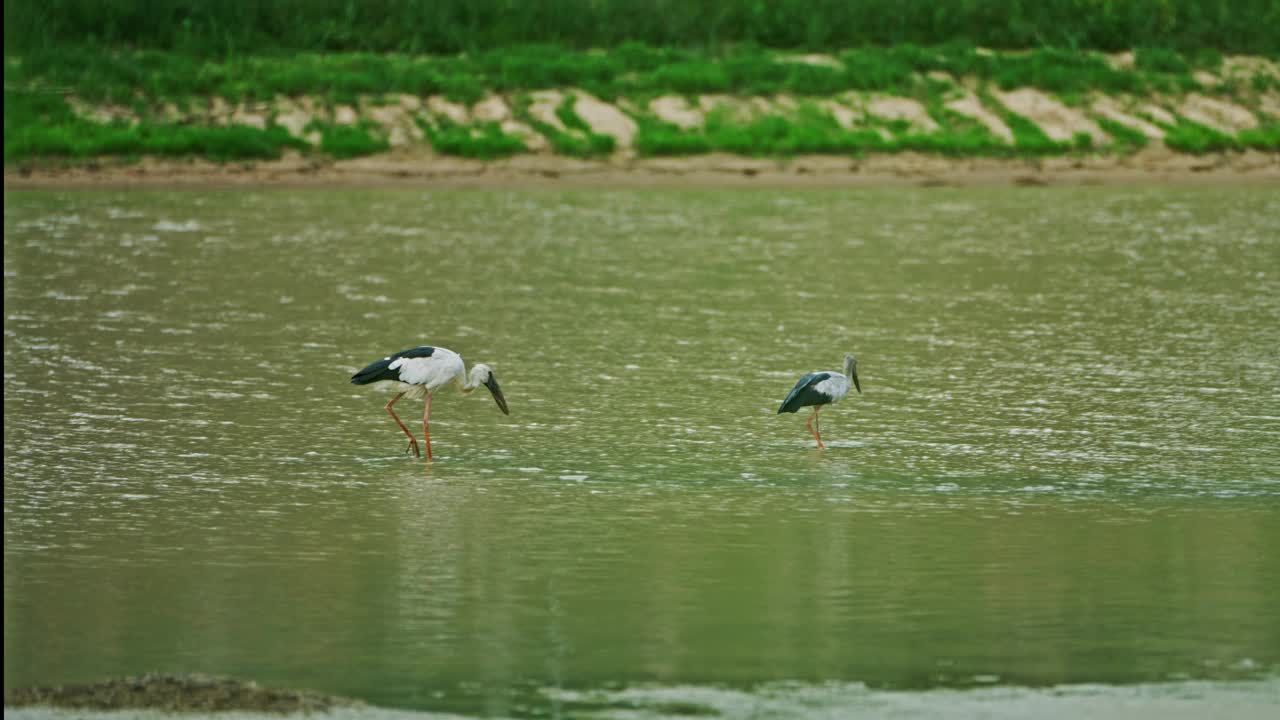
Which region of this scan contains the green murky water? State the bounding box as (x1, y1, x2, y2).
(5, 186, 1279, 717)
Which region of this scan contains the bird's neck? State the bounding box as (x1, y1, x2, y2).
(460, 364, 481, 393)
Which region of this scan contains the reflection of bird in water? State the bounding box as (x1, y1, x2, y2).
(777, 354, 861, 449)
(351, 346, 509, 461)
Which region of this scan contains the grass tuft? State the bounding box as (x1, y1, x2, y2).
(1094, 116, 1150, 153)
(1236, 124, 1280, 151)
(308, 121, 389, 159)
(427, 121, 527, 158)
(1162, 119, 1237, 154)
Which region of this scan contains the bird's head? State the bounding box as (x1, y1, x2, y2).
(844, 354, 861, 394)
(470, 364, 510, 415)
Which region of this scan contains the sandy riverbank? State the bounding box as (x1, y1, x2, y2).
(6, 146, 1279, 191)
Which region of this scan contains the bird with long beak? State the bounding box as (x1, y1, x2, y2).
(777, 353, 861, 449)
(351, 345, 508, 460)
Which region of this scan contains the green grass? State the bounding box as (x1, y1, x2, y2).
(4, 90, 306, 161)
(1162, 118, 1239, 154)
(5, 39, 1275, 163)
(704, 106, 865, 156)
(1237, 124, 1280, 151)
(632, 101, 1029, 159)
(5, 119, 305, 162)
(633, 117, 713, 156)
(1094, 116, 1150, 153)
(990, 49, 1145, 95)
(1136, 47, 1192, 74)
(425, 120, 527, 159)
(5, 43, 1226, 107)
(308, 121, 389, 159)
(1251, 72, 1280, 93)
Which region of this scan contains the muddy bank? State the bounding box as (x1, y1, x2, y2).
(3, 674, 360, 713)
(5, 676, 1280, 720)
(6, 147, 1279, 190)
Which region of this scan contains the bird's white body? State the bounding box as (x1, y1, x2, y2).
(812, 372, 853, 404)
(384, 347, 467, 399)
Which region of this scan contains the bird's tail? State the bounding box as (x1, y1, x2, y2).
(777, 395, 804, 414)
(351, 357, 397, 385)
(777, 386, 807, 414)
(777, 373, 821, 413)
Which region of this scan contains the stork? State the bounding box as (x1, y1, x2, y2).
(777, 354, 861, 449)
(351, 346, 509, 460)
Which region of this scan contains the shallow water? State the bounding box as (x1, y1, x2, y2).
(5, 186, 1279, 716)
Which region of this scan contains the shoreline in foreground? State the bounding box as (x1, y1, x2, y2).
(5, 674, 1279, 720)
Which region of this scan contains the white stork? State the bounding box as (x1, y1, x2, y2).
(777, 353, 861, 449)
(351, 346, 509, 460)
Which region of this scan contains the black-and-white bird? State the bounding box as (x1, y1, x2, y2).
(777, 354, 861, 449)
(351, 346, 509, 460)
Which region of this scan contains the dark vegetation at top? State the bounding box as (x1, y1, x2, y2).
(6, 0, 1280, 56)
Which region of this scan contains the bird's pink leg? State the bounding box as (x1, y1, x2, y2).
(386, 392, 421, 457)
(810, 407, 825, 449)
(422, 392, 433, 461)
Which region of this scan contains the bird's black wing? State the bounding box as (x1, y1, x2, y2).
(350, 346, 436, 385)
(777, 372, 832, 414)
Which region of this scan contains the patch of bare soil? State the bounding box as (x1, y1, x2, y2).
(572, 90, 638, 147)
(1222, 55, 1280, 84)
(1090, 95, 1166, 140)
(696, 94, 754, 123)
(1138, 103, 1178, 126)
(865, 96, 939, 133)
(776, 53, 843, 69)
(1260, 94, 1280, 119)
(273, 98, 318, 144)
(65, 98, 138, 126)
(1106, 51, 1136, 70)
(1177, 94, 1258, 132)
(470, 95, 509, 122)
(526, 90, 568, 131)
(425, 96, 468, 125)
(993, 88, 1106, 144)
(945, 93, 1014, 143)
(818, 98, 861, 131)
(365, 105, 425, 147)
(649, 95, 704, 129)
(469, 95, 546, 151)
(4, 674, 361, 713)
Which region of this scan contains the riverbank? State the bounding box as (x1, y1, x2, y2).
(3, 675, 358, 713)
(5, 675, 1279, 719)
(6, 146, 1278, 190)
(7, 46, 1279, 176)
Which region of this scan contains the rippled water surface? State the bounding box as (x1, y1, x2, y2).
(5, 186, 1280, 716)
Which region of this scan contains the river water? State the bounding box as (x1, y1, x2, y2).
(5, 186, 1279, 717)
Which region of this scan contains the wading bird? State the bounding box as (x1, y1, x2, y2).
(777, 354, 861, 449)
(351, 346, 509, 460)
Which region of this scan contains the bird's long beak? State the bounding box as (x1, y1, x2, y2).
(851, 369, 862, 394)
(484, 373, 510, 415)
